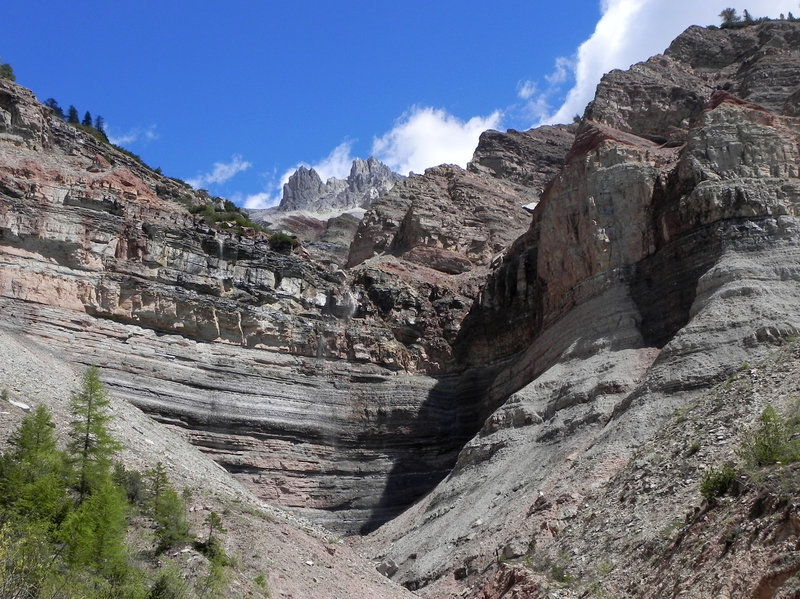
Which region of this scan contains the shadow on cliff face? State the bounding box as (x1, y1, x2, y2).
(358, 366, 506, 534)
(361, 216, 756, 534)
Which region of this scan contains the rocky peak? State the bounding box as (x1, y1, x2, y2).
(276, 156, 402, 214)
(279, 165, 329, 211)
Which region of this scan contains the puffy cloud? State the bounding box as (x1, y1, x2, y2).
(240, 166, 295, 210)
(310, 141, 355, 181)
(107, 124, 158, 146)
(242, 191, 276, 210)
(517, 80, 538, 100)
(543, 0, 797, 125)
(372, 106, 502, 175)
(545, 56, 575, 85)
(187, 154, 251, 189)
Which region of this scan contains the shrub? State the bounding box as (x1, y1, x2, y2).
(148, 568, 186, 599)
(0, 61, 15, 82)
(700, 463, 738, 501)
(269, 232, 298, 254)
(738, 404, 800, 467)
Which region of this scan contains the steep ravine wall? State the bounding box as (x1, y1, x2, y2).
(359, 21, 800, 598)
(0, 76, 567, 534)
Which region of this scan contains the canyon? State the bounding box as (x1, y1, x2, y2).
(1, 19, 800, 599)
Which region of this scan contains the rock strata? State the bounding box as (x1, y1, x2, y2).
(3, 19, 800, 599)
(359, 20, 800, 598)
(0, 75, 572, 536)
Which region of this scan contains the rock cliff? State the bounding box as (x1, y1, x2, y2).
(0, 73, 569, 541)
(2, 18, 800, 599)
(358, 20, 800, 598)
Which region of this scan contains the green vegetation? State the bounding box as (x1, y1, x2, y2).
(717, 8, 797, 28)
(0, 59, 14, 82)
(0, 367, 240, 598)
(738, 404, 800, 467)
(699, 463, 738, 501)
(699, 402, 800, 503)
(268, 232, 299, 254)
(188, 199, 268, 236)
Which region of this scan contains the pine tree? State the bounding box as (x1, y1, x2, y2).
(67, 105, 79, 124)
(204, 511, 226, 541)
(153, 488, 190, 552)
(93, 114, 105, 133)
(81, 111, 92, 127)
(0, 60, 14, 82)
(67, 366, 120, 501)
(59, 477, 128, 578)
(0, 405, 68, 525)
(719, 7, 740, 25)
(44, 98, 65, 120)
(146, 461, 169, 514)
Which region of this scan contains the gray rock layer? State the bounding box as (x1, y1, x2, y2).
(278, 157, 402, 213)
(360, 20, 800, 598)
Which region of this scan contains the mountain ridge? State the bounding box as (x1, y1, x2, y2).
(1, 18, 800, 599)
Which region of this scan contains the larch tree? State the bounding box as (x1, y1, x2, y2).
(67, 366, 120, 502)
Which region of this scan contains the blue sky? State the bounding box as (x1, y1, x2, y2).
(2, 1, 795, 208)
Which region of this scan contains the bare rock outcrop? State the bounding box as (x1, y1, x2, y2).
(4, 19, 800, 599)
(278, 157, 402, 214)
(0, 76, 572, 536)
(360, 20, 800, 598)
(248, 157, 403, 267)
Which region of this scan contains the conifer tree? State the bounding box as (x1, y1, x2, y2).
(719, 7, 739, 25)
(153, 488, 190, 552)
(81, 111, 92, 127)
(4, 405, 68, 523)
(146, 461, 169, 513)
(67, 366, 120, 501)
(93, 114, 105, 133)
(59, 477, 128, 579)
(67, 105, 79, 124)
(44, 98, 65, 120)
(0, 59, 14, 82)
(204, 511, 226, 541)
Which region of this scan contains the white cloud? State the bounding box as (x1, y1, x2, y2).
(107, 124, 158, 146)
(187, 154, 251, 189)
(242, 191, 276, 210)
(240, 166, 295, 210)
(543, 0, 798, 125)
(311, 141, 354, 181)
(517, 80, 537, 100)
(371, 106, 502, 176)
(545, 56, 575, 85)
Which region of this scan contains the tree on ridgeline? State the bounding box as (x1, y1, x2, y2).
(67, 105, 79, 124)
(719, 7, 740, 25)
(44, 98, 65, 120)
(0, 59, 15, 82)
(81, 111, 92, 127)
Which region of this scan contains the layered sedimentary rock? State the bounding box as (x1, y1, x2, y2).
(3, 18, 800, 599)
(0, 76, 572, 535)
(360, 20, 800, 598)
